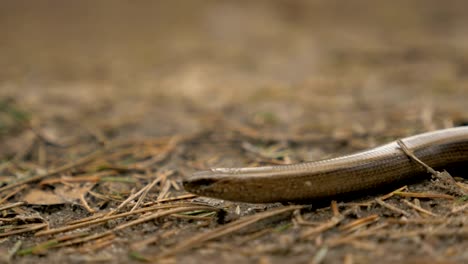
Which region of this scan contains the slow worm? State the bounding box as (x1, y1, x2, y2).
(183, 126, 468, 203)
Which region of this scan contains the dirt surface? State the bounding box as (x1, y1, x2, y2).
(1, 1, 467, 263)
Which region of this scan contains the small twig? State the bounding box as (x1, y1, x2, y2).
(170, 180, 181, 191)
(393, 191, 454, 200)
(80, 193, 95, 214)
(77, 234, 115, 253)
(51, 232, 114, 249)
(339, 214, 379, 232)
(17, 233, 89, 255)
(331, 200, 339, 217)
(142, 194, 197, 206)
(456, 182, 468, 192)
(156, 180, 172, 201)
(300, 212, 349, 239)
(0, 201, 26, 211)
(385, 218, 447, 225)
(379, 185, 408, 200)
(326, 223, 389, 247)
(131, 171, 173, 212)
(374, 227, 468, 239)
(106, 182, 154, 217)
(234, 228, 274, 246)
(451, 202, 468, 214)
(347, 240, 378, 251)
(401, 199, 439, 217)
(66, 212, 108, 225)
(397, 139, 438, 175)
(39, 171, 115, 185)
(170, 214, 214, 221)
(293, 209, 320, 227)
(87, 190, 122, 202)
(397, 139, 465, 196)
(375, 198, 411, 217)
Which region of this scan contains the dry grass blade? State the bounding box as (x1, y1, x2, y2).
(158, 205, 303, 258)
(66, 212, 108, 225)
(77, 233, 116, 253)
(0, 201, 26, 211)
(106, 170, 174, 216)
(346, 240, 378, 251)
(339, 214, 379, 232)
(131, 171, 173, 212)
(398, 139, 465, 195)
(326, 223, 389, 247)
(106, 178, 161, 216)
(20, 233, 115, 255)
(372, 227, 468, 239)
(156, 180, 172, 201)
(401, 199, 439, 217)
(80, 193, 95, 213)
(142, 194, 196, 206)
(294, 209, 321, 226)
(393, 191, 454, 200)
(385, 218, 448, 225)
(87, 190, 122, 202)
(456, 182, 468, 192)
(300, 206, 352, 239)
(379, 185, 408, 200)
(311, 246, 328, 264)
(16, 232, 89, 255)
(39, 171, 115, 185)
(235, 228, 274, 246)
(451, 202, 468, 214)
(331, 200, 339, 217)
(6, 241, 22, 261)
(170, 213, 215, 221)
(300, 215, 344, 239)
(397, 139, 438, 175)
(52, 232, 114, 249)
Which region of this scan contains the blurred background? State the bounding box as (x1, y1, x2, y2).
(1, 0, 468, 146)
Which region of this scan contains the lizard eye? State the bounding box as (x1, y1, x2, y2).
(183, 177, 217, 192)
(192, 178, 216, 187)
